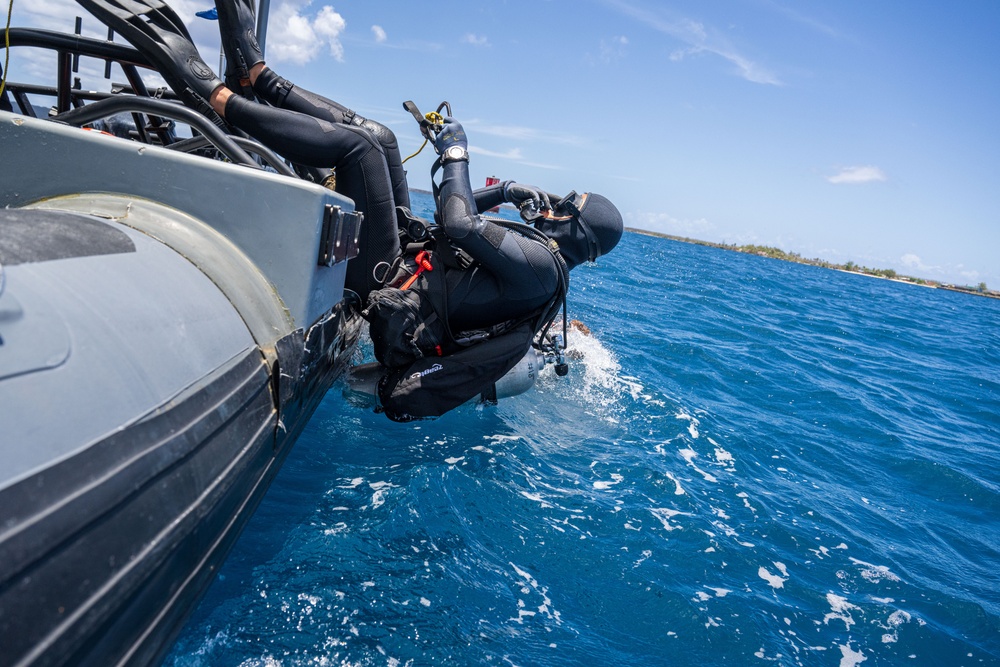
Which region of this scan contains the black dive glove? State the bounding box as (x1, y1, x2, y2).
(434, 117, 469, 158)
(505, 182, 552, 216)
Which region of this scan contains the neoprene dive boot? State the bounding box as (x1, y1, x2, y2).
(213, 0, 264, 99)
(75, 0, 224, 117)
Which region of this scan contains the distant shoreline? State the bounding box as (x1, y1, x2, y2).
(627, 227, 999, 301)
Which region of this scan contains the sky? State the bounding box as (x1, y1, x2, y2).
(4, 0, 999, 287)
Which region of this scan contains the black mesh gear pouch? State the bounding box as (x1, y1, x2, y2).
(362, 287, 448, 368)
(377, 322, 536, 422)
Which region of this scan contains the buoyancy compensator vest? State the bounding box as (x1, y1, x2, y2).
(361, 207, 569, 421)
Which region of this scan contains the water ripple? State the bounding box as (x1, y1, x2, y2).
(169, 213, 1000, 666)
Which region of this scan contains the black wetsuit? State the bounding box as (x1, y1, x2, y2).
(223, 69, 405, 300)
(435, 162, 561, 332)
(223, 73, 559, 329)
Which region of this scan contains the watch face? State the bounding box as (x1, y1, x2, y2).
(446, 146, 467, 160)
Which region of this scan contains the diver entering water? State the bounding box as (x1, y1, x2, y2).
(360, 112, 624, 420)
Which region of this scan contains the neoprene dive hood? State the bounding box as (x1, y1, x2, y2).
(535, 192, 624, 268)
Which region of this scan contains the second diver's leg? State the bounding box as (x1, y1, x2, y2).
(251, 68, 411, 209)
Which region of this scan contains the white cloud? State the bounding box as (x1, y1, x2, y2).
(669, 43, 778, 85)
(598, 35, 629, 64)
(826, 165, 887, 185)
(602, 0, 781, 85)
(313, 6, 347, 60)
(958, 268, 983, 283)
(371, 25, 387, 43)
(470, 146, 524, 160)
(462, 33, 490, 47)
(268, 4, 346, 64)
(757, 0, 843, 40)
(468, 145, 561, 170)
(465, 120, 589, 147)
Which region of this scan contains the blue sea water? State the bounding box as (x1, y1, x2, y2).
(168, 192, 1000, 666)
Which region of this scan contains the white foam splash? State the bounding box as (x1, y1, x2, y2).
(369, 481, 396, 509)
(675, 411, 700, 438)
(736, 491, 756, 512)
(849, 557, 901, 583)
(809, 545, 831, 559)
(238, 656, 284, 667)
(714, 446, 735, 467)
(509, 563, 561, 626)
(838, 642, 867, 666)
(188, 629, 231, 661)
(322, 522, 348, 536)
(561, 328, 645, 404)
(758, 565, 787, 589)
(708, 520, 753, 548)
(824, 593, 860, 629)
(665, 472, 686, 495)
(678, 448, 718, 483)
(880, 609, 911, 643)
(650, 507, 691, 531)
(593, 473, 624, 490)
(485, 434, 521, 446)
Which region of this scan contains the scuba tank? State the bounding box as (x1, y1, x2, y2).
(490, 348, 543, 401)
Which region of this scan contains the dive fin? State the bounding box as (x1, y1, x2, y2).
(213, 0, 263, 99)
(75, 0, 226, 123)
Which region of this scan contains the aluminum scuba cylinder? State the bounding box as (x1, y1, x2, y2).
(490, 348, 545, 400)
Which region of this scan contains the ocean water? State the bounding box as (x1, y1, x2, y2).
(167, 192, 1000, 666)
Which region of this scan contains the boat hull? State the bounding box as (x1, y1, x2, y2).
(0, 108, 363, 666)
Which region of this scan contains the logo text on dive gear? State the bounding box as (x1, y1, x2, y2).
(411, 363, 443, 379)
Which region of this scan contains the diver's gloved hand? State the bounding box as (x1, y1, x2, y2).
(504, 182, 552, 215)
(214, 0, 264, 98)
(434, 117, 468, 155)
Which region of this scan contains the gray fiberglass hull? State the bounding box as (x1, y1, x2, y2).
(0, 108, 363, 666)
